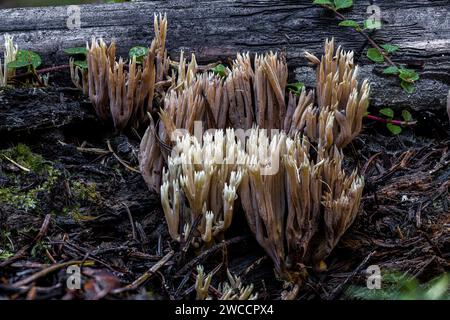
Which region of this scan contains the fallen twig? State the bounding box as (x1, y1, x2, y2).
(0, 214, 51, 268)
(114, 250, 174, 293)
(175, 235, 250, 277)
(106, 140, 140, 173)
(12, 260, 94, 288)
(326, 250, 376, 300)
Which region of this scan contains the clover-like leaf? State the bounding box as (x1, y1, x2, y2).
(212, 64, 227, 78)
(129, 46, 149, 64)
(399, 68, 419, 83)
(379, 108, 394, 118)
(401, 110, 413, 122)
(334, 0, 353, 10)
(339, 20, 360, 28)
(387, 123, 402, 135)
(313, 0, 334, 5)
(74, 60, 88, 70)
(383, 66, 399, 75)
(64, 47, 88, 56)
(8, 50, 42, 69)
(287, 82, 305, 95)
(364, 19, 382, 30)
(381, 44, 400, 54)
(401, 81, 415, 94)
(367, 48, 384, 63)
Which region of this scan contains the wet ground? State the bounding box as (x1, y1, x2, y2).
(0, 86, 448, 300)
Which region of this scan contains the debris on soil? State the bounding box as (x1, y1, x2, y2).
(0, 84, 448, 300)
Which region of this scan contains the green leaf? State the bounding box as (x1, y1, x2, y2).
(129, 46, 149, 64)
(367, 48, 384, 63)
(387, 123, 402, 135)
(334, 0, 353, 10)
(381, 44, 400, 54)
(383, 66, 399, 75)
(74, 60, 88, 70)
(313, 0, 334, 5)
(287, 82, 305, 95)
(401, 110, 413, 122)
(364, 19, 382, 30)
(401, 81, 415, 94)
(64, 47, 88, 56)
(212, 64, 227, 78)
(399, 68, 419, 83)
(7, 50, 42, 69)
(339, 20, 360, 28)
(379, 108, 394, 118)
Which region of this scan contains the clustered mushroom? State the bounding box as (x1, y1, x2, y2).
(0, 34, 18, 87)
(69, 58, 88, 95)
(239, 129, 364, 284)
(86, 14, 168, 132)
(195, 265, 258, 300)
(132, 18, 369, 290)
(160, 129, 246, 246)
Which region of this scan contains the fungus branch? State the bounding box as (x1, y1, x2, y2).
(160, 130, 246, 247)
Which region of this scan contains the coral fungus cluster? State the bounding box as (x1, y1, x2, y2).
(82, 14, 369, 288)
(0, 34, 18, 87)
(86, 14, 168, 132)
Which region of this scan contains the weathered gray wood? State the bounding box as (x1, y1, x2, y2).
(0, 0, 449, 113)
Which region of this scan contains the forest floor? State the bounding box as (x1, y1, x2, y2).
(0, 85, 449, 300)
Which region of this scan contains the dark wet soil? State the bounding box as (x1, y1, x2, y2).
(0, 86, 448, 300)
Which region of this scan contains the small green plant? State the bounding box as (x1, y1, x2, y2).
(211, 64, 227, 78)
(65, 46, 88, 70)
(8, 50, 42, 69)
(129, 46, 149, 64)
(0, 144, 61, 212)
(287, 82, 305, 95)
(313, 0, 420, 94)
(377, 107, 413, 135)
(346, 272, 450, 300)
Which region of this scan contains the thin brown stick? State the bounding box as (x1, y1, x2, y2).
(116, 250, 174, 292)
(12, 260, 93, 288)
(0, 214, 51, 268)
(106, 140, 140, 173)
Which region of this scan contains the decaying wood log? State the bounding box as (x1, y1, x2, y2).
(0, 88, 96, 135)
(0, 0, 449, 115)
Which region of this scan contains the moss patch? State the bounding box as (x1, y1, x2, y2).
(0, 144, 60, 212)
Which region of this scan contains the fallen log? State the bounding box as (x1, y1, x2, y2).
(0, 0, 449, 115)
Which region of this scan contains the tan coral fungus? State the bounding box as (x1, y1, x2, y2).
(239, 128, 364, 283)
(160, 129, 246, 246)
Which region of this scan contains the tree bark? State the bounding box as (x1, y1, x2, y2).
(0, 0, 449, 113)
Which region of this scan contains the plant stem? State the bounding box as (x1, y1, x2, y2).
(322, 4, 397, 68)
(366, 114, 416, 126)
(12, 64, 70, 80)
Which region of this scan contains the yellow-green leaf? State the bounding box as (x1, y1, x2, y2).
(334, 0, 353, 10)
(383, 66, 399, 75)
(129, 46, 149, 64)
(212, 64, 227, 78)
(401, 81, 415, 94)
(367, 48, 384, 63)
(313, 0, 333, 5)
(8, 50, 42, 69)
(387, 123, 402, 135)
(399, 68, 419, 83)
(401, 110, 413, 122)
(339, 20, 360, 28)
(381, 44, 400, 54)
(379, 108, 394, 118)
(64, 47, 88, 56)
